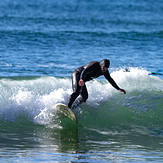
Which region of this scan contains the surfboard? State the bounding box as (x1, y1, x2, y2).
(55, 103, 78, 123)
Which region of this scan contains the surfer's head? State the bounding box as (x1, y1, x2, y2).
(100, 59, 110, 72)
(100, 59, 110, 68)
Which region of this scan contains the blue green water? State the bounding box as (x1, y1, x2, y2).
(0, 0, 163, 162)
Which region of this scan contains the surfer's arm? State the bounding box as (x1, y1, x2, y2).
(104, 71, 126, 94)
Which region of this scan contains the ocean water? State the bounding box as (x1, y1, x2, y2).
(0, 0, 163, 162)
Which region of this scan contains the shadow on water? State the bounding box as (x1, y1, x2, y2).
(55, 118, 79, 153)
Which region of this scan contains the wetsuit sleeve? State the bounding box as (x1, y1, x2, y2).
(104, 71, 120, 90)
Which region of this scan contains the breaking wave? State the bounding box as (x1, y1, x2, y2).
(0, 67, 162, 131)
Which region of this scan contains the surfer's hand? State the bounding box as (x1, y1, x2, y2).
(79, 79, 85, 86)
(119, 89, 126, 94)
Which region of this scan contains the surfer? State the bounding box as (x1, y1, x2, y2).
(68, 59, 126, 109)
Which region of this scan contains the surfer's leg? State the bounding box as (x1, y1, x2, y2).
(68, 92, 80, 108)
(78, 84, 88, 104)
(68, 71, 81, 108)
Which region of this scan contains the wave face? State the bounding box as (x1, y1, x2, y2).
(0, 68, 162, 131)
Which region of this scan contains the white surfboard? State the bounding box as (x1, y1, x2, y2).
(55, 103, 78, 123)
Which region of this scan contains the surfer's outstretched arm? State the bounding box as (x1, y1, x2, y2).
(104, 71, 126, 94)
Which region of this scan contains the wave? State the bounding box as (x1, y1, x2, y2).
(0, 67, 162, 130)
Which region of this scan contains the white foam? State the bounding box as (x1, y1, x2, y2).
(0, 77, 71, 125)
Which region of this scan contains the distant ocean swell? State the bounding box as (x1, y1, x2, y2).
(1, 29, 162, 39)
(0, 67, 162, 130)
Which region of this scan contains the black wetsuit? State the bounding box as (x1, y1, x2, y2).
(68, 61, 120, 108)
